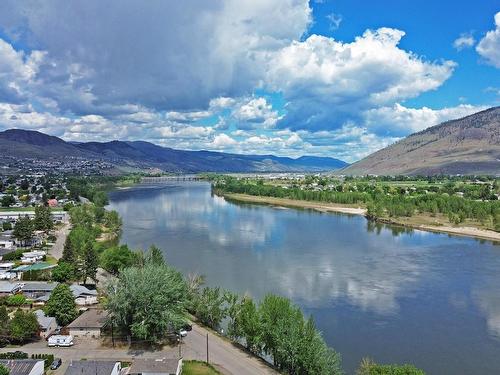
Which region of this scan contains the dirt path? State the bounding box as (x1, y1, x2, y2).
(50, 222, 71, 260)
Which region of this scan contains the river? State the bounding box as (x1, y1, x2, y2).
(108, 181, 500, 375)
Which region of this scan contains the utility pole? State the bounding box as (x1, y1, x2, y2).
(206, 333, 209, 364)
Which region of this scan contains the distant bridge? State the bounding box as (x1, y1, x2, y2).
(140, 175, 204, 183)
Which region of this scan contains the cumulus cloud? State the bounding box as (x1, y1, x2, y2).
(232, 97, 281, 129)
(476, 12, 500, 68)
(453, 32, 475, 50)
(267, 29, 456, 132)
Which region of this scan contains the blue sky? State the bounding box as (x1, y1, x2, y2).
(0, 0, 498, 162)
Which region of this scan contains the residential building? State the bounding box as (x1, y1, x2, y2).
(34, 310, 58, 339)
(0, 281, 22, 296)
(20, 250, 46, 264)
(0, 262, 16, 280)
(0, 359, 45, 375)
(128, 358, 183, 375)
(64, 360, 121, 375)
(20, 281, 59, 299)
(67, 309, 107, 337)
(70, 284, 98, 305)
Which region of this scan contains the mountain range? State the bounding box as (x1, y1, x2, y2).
(340, 106, 500, 176)
(0, 129, 348, 172)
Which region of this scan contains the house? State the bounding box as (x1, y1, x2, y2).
(0, 359, 45, 375)
(20, 250, 46, 264)
(67, 309, 107, 338)
(128, 358, 183, 375)
(0, 281, 22, 296)
(64, 360, 121, 375)
(0, 262, 16, 280)
(34, 310, 57, 339)
(20, 281, 59, 299)
(47, 199, 58, 208)
(70, 284, 98, 305)
(0, 238, 15, 251)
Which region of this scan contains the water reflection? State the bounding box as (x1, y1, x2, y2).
(109, 182, 500, 375)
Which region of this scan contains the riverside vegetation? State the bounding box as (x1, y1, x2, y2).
(212, 175, 500, 233)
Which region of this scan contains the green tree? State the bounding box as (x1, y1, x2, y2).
(1, 195, 15, 208)
(8, 310, 39, 343)
(106, 258, 188, 344)
(33, 205, 53, 233)
(146, 245, 165, 266)
(235, 297, 262, 354)
(357, 358, 425, 375)
(51, 262, 76, 282)
(0, 364, 9, 375)
(100, 245, 138, 275)
(81, 241, 99, 284)
(6, 295, 26, 307)
(13, 216, 34, 247)
(104, 210, 122, 238)
(2, 222, 12, 231)
(193, 287, 227, 330)
(45, 284, 78, 326)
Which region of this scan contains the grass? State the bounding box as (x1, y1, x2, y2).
(183, 360, 221, 375)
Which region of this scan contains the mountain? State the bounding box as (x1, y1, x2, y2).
(340, 106, 500, 176)
(0, 129, 348, 172)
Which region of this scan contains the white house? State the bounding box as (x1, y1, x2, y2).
(128, 358, 183, 375)
(0, 239, 15, 251)
(70, 284, 98, 305)
(21, 250, 46, 264)
(0, 281, 22, 296)
(0, 262, 16, 280)
(0, 359, 45, 375)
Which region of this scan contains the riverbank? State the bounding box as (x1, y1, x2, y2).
(222, 192, 500, 242)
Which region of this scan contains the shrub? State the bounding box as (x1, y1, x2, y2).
(6, 294, 26, 307)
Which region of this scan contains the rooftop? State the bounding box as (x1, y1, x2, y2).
(64, 360, 120, 375)
(128, 358, 182, 374)
(0, 281, 22, 293)
(12, 263, 57, 272)
(34, 309, 56, 330)
(0, 359, 44, 375)
(67, 309, 108, 329)
(70, 284, 98, 298)
(20, 281, 59, 291)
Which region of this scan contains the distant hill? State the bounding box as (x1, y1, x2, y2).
(0, 129, 348, 172)
(340, 107, 500, 176)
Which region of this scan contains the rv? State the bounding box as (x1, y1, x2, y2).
(48, 335, 74, 347)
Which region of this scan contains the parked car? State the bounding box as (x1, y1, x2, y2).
(179, 329, 188, 337)
(50, 358, 62, 370)
(182, 323, 193, 332)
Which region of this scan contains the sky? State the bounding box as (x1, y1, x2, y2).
(0, 1, 498, 163)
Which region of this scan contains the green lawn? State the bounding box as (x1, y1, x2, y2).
(183, 361, 221, 375)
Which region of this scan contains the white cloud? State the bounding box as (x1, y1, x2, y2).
(211, 133, 238, 148)
(364, 103, 487, 136)
(476, 12, 500, 68)
(326, 13, 342, 30)
(232, 97, 281, 129)
(453, 32, 475, 50)
(267, 29, 456, 132)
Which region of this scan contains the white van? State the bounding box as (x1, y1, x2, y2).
(48, 335, 74, 347)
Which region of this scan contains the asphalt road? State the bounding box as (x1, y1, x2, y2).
(49, 222, 70, 260)
(0, 323, 276, 375)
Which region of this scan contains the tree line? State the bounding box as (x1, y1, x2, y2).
(214, 177, 500, 231)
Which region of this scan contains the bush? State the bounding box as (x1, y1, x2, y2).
(0, 351, 28, 359)
(357, 358, 426, 375)
(6, 295, 26, 307)
(2, 249, 24, 261)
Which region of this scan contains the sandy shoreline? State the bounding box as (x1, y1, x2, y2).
(222, 193, 500, 243)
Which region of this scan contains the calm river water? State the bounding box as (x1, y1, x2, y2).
(108, 182, 500, 375)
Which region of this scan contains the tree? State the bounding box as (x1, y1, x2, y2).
(106, 258, 188, 344)
(146, 245, 165, 266)
(45, 284, 78, 326)
(235, 297, 262, 354)
(6, 295, 26, 307)
(8, 310, 39, 343)
(0, 364, 9, 375)
(1, 195, 15, 208)
(100, 245, 138, 275)
(2, 222, 12, 231)
(104, 210, 122, 238)
(33, 205, 53, 233)
(13, 216, 34, 247)
(81, 241, 99, 284)
(357, 358, 426, 375)
(51, 262, 75, 282)
(192, 287, 227, 330)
